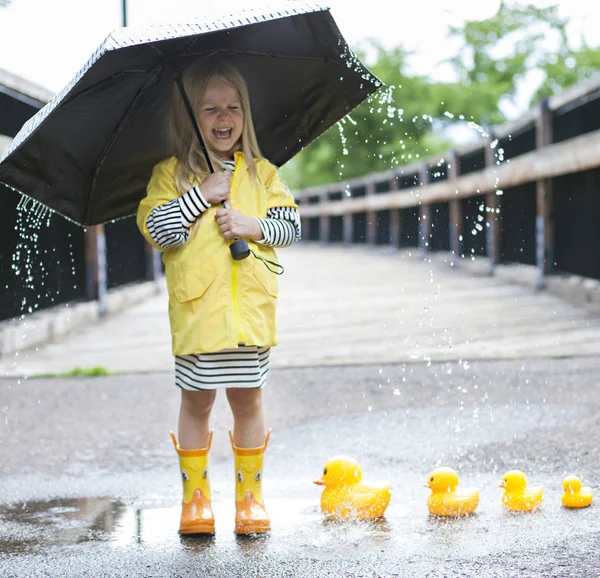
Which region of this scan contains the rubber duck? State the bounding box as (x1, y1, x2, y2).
(562, 475, 593, 508)
(499, 470, 543, 511)
(425, 467, 479, 516)
(313, 456, 391, 520)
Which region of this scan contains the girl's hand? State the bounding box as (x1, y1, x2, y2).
(215, 208, 264, 241)
(200, 172, 231, 205)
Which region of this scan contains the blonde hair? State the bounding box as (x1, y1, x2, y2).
(168, 58, 263, 194)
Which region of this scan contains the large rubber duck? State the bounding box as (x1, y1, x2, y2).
(499, 470, 544, 511)
(425, 467, 479, 516)
(562, 475, 593, 508)
(313, 456, 391, 520)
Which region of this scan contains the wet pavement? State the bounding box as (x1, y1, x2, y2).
(4, 245, 600, 377)
(1, 356, 600, 576)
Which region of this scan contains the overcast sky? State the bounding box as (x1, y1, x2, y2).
(1, 0, 599, 121)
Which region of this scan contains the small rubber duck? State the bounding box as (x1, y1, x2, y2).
(499, 470, 544, 511)
(562, 475, 593, 508)
(313, 456, 391, 520)
(425, 467, 479, 516)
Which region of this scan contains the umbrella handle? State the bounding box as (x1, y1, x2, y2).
(222, 201, 250, 260)
(173, 69, 249, 261)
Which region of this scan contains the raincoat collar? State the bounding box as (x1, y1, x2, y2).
(232, 151, 262, 163)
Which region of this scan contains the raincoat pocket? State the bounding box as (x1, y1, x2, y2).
(173, 257, 218, 303)
(252, 257, 279, 298)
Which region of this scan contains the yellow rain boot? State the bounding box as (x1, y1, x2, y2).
(170, 430, 215, 535)
(230, 429, 271, 535)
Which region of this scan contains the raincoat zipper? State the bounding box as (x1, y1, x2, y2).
(230, 154, 243, 344)
(232, 259, 241, 342)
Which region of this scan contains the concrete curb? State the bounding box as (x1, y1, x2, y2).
(0, 279, 163, 358)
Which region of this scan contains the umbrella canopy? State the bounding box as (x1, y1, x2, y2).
(0, 2, 381, 226)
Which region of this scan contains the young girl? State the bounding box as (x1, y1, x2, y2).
(136, 58, 300, 535)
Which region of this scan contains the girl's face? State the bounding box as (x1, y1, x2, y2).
(199, 75, 244, 160)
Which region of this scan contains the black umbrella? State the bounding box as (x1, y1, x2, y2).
(0, 1, 381, 227)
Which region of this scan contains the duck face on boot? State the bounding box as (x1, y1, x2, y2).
(230, 429, 271, 535)
(171, 431, 215, 535)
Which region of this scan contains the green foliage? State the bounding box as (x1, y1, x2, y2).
(282, 1, 600, 191)
(534, 44, 600, 102)
(34, 366, 110, 378)
(444, 1, 600, 114)
(282, 42, 448, 189)
(445, 1, 569, 121)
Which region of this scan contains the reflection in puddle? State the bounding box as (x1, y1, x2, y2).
(178, 533, 216, 553)
(0, 497, 191, 555)
(111, 502, 178, 546)
(0, 496, 395, 556)
(0, 497, 121, 554)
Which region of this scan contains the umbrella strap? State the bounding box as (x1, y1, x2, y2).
(249, 249, 284, 275)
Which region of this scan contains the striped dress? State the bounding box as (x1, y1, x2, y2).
(146, 160, 300, 390)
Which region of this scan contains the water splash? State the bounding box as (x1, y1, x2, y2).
(12, 197, 54, 315)
(9, 195, 79, 342)
(337, 121, 349, 157)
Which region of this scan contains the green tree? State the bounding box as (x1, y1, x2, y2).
(282, 1, 600, 190)
(444, 1, 600, 119)
(281, 42, 450, 190)
(446, 2, 567, 123)
(534, 44, 600, 102)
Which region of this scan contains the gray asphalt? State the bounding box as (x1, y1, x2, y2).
(1, 355, 599, 577)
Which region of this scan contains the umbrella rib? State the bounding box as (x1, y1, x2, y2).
(0, 70, 152, 179)
(86, 70, 162, 224)
(60, 70, 155, 106)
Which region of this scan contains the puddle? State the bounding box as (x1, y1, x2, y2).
(0, 497, 123, 554)
(0, 495, 396, 556)
(1, 488, 597, 561)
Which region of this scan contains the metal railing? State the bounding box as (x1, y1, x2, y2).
(295, 74, 600, 287)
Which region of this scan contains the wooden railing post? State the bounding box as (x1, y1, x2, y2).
(447, 150, 463, 260)
(84, 224, 107, 316)
(84, 226, 97, 301)
(366, 182, 377, 245)
(418, 164, 430, 258)
(484, 134, 500, 274)
(145, 242, 162, 293)
(536, 98, 554, 289)
(319, 192, 329, 245)
(343, 214, 353, 245)
(389, 175, 400, 247)
(299, 214, 307, 242)
(343, 186, 353, 245)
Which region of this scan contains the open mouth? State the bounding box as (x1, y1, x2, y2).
(213, 128, 232, 140)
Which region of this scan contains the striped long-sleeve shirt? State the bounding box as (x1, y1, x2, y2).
(146, 184, 301, 250)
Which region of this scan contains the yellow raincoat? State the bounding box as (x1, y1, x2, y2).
(136, 152, 298, 356)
